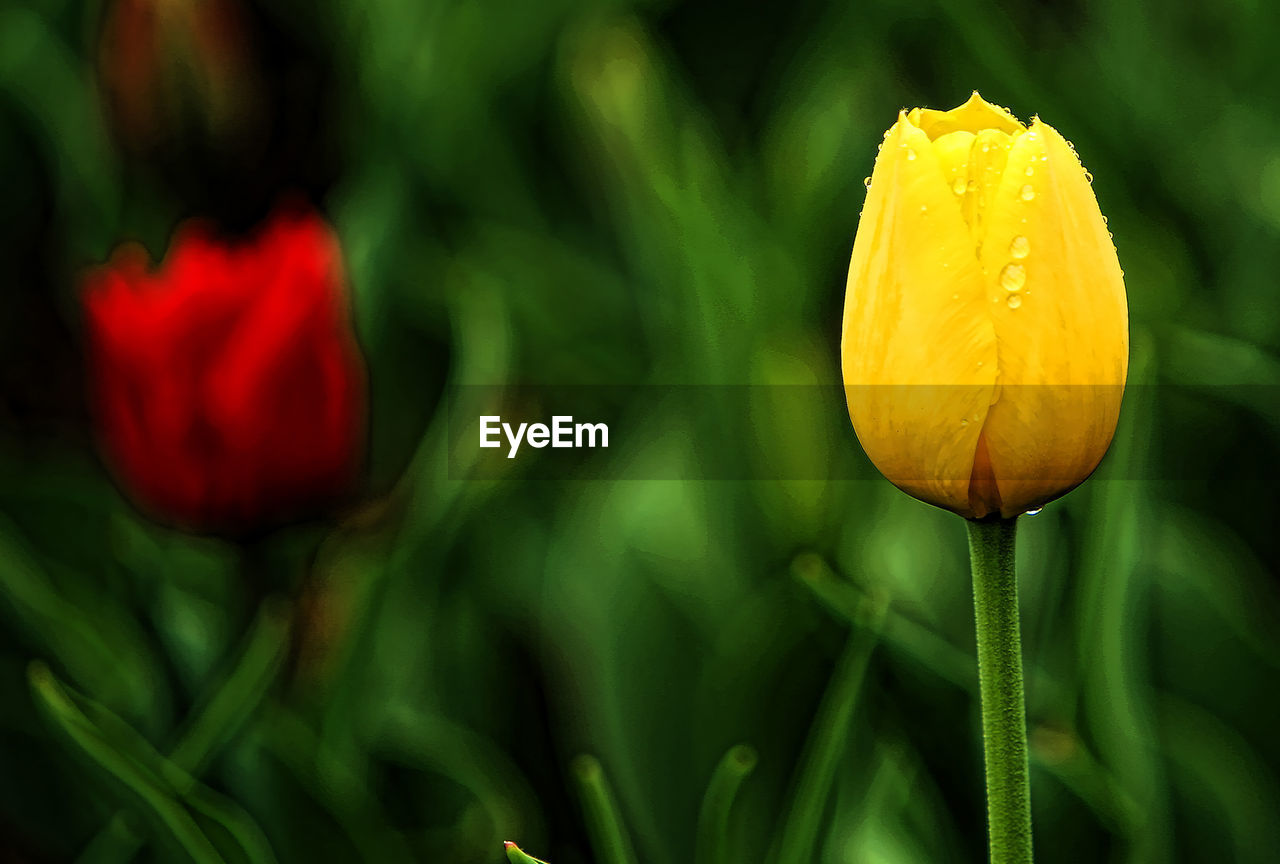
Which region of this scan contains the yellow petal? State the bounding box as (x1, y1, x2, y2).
(967, 129, 1013, 247)
(842, 113, 998, 516)
(912, 92, 1023, 140)
(975, 120, 1129, 516)
(929, 128, 1014, 250)
(931, 130, 977, 206)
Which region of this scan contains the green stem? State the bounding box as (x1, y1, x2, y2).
(571, 755, 638, 864)
(695, 744, 757, 864)
(967, 517, 1033, 864)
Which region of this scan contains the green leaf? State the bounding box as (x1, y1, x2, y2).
(29, 662, 278, 864)
(79, 599, 290, 864)
(0, 514, 158, 721)
(29, 662, 227, 864)
(505, 841, 551, 864)
(770, 586, 887, 864)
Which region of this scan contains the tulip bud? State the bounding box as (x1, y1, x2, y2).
(97, 0, 262, 154)
(842, 93, 1128, 519)
(82, 205, 366, 534)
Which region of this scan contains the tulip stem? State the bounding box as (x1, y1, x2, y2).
(967, 517, 1033, 864)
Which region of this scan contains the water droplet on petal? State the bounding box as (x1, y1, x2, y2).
(1024, 166, 1034, 177)
(953, 177, 967, 195)
(907, 148, 917, 161)
(1000, 262, 1027, 292)
(864, 176, 872, 188)
(1020, 184, 1035, 201)
(1009, 235, 1030, 259)
(920, 204, 928, 214)
(1007, 294, 1023, 309)
(1084, 170, 1093, 183)
(960, 418, 969, 426)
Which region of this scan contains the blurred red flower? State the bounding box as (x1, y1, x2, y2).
(82, 206, 366, 533)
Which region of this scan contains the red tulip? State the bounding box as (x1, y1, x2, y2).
(82, 206, 366, 533)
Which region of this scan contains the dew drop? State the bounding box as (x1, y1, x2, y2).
(1024, 165, 1035, 177)
(1000, 262, 1027, 292)
(863, 176, 872, 188)
(953, 177, 967, 195)
(960, 418, 969, 426)
(1027, 130, 1038, 141)
(1084, 170, 1093, 183)
(1009, 235, 1030, 259)
(1020, 184, 1035, 201)
(967, 179, 977, 192)
(1025, 507, 1043, 516)
(906, 148, 917, 161)
(1007, 294, 1023, 309)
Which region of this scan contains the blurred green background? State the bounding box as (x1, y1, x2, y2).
(2, 0, 1279, 861)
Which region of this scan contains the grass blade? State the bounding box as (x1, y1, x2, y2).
(770, 590, 887, 864)
(571, 755, 638, 864)
(695, 744, 757, 864)
(29, 662, 226, 864)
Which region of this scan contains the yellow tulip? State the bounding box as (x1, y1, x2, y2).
(842, 93, 1128, 519)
